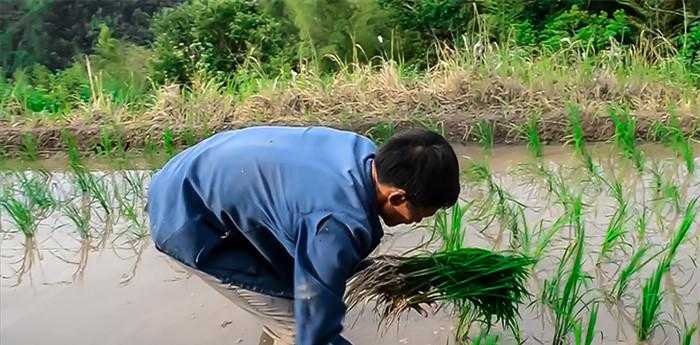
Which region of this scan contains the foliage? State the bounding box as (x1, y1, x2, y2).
(0, 0, 183, 74)
(346, 248, 534, 337)
(269, 0, 392, 70)
(539, 6, 633, 51)
(151, 0, 296, 84)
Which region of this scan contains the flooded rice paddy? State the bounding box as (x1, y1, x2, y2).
(1, 144, 699, 345)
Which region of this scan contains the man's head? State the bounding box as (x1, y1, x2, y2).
(372, 128, 460, 226)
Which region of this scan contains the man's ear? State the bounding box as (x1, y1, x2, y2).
(387, 190, 408, 206)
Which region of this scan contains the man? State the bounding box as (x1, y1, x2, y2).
(147, 126, 460, 345)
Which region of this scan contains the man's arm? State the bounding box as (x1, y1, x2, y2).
(294, 214, 369, 345)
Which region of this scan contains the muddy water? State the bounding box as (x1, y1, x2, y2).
(1, 144, 699, 345)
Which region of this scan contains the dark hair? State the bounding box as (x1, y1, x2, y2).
(375, 128, 460, 208)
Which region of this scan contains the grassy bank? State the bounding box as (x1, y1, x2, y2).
(1, 41, 699, 158)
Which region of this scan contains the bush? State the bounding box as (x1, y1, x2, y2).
(678, 23, 700, 79)
(151, 0, 296, 84)
(539, 6, 633, 51)
(1, 0, 183, 75)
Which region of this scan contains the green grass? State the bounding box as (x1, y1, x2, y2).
(608, 106, 644, 172)
(474, 120, 495, 153)
(20, 132, 39, 161)
(179, 127, 199, 148)
(365, 122, 396, 146)
(566, 103, 586, 158)
(637, 198, 698, 341)
(95, 127, 126, 158)
(516, 115, 543, 159)
(162, 128, 176, 158)
(62, 130, 84, 171)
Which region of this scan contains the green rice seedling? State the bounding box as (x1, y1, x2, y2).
(0, 195, 37, 238)
(17, 171, 56, 216)
(648, 162, 681, 212)
(565, 103, 599, 177)
(87, 175, 112, 216)
(599, 203, 630, 262)
(532, 214, 568, 261)
(611, 245, 654, 300)
(474, 120, 495, 153)
(433, 203, 469, 252)
(365, 122, 396, 146)
(1, 193, 41, 287)
(346, 248, 534, 336)
(573, 303, 598, 345)
(525, 115, 543, 159)
(542, 196, 592, 345)
(162, 128, 176, 158)
(121, 171, 146, 199)
(20, 132, 39, 161)
(682, 324, 697, 345)
(600, 173, 626, 210)
(63, 202, 91, 240)
(637, 198, 698, 341)
(636, 206, 649, 243)
(651, 115, 695, 174)
(608, 106, 644, 172)
(566, 103, 586, 158)
(115, 188, 143, 230)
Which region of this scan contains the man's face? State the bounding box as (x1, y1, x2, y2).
(379, 190, 438, 226)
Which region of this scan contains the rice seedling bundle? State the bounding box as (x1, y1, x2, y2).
(346, 248, 534, 334)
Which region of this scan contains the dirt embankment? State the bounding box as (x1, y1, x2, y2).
(1, 65, 698, 157)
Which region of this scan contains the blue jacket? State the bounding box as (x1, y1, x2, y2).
(147, 126, 383, 345)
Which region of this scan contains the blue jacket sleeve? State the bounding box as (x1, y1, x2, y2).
(294, 214, 369, 345)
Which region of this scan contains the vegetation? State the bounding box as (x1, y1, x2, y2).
(1, 0, 699, 156)
(346, 248, 534, 338)
(637, 198, 698, 342)
(2, 1, 700, 343)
